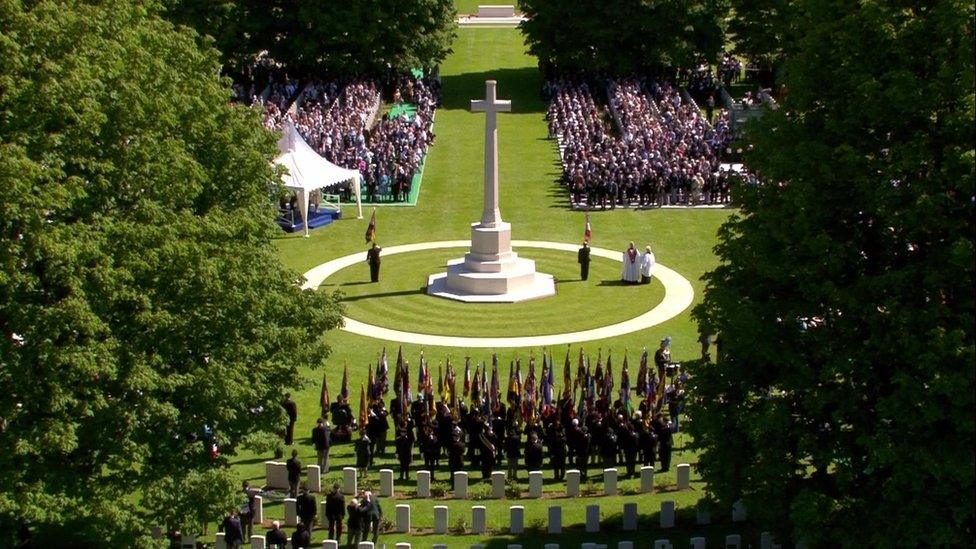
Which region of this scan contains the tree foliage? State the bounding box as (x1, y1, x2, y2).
(727, 0, 799, 77)
(689, 0, 974, 545)
(0, 0, 343, 544)
(164, 0, 458, 79)
(518, 0, 728, 76)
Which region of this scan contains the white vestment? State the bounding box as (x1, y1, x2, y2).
(640, 252, 656, 278)
(621, 249, 641, 282)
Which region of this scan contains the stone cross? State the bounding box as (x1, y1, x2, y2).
(471, 80, 512, 227)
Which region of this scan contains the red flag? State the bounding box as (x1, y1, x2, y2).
(364, 208, 377, 243)
(584, 213, 592, 242)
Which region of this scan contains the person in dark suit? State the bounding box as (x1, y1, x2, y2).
(286, 449, 302, 497)
(220, 509, 244, 549)
(282, 393, 298, 446)
(266, 521, 288, 549)
(297, 486, 317, 528)
(324, 483, 345, 540)
(240, 481, 256, 539)
(578, 241, 591, 280)
(366, 243, 382, 282)
(360, 491, 383, 543)
(290, 522, 311, 549)
(311, 417, 331, 473)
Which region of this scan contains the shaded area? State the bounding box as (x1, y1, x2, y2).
(440, 67, 546, 113)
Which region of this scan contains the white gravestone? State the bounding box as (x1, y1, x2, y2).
(726, 534, 742, 549)
(380, 469, 394, 498)
(566, 469, 581, 496)
(676, 463, 691, 490)
(690, 538, 706, 549)
(454, 471, 469, 499)
(509, 505, 525, 534)
(215, 532, 226, 549)
(252, 495, 263, 524)
(760, 532, 774, 549)
(284, 498, 298, 526)
(622, 502, 637, 531)
(529, 470, 543, 498)
(250, 535, 266, 549)
(618, 543, 634, 549)
(507, 546, 523, 549)
(492, 471, 506, 498)
(321, 540, 337, 549)
(416, 470, 431, 498)
(585, 504, 600, 533)
(358, 543, 374, 549)
(653, 541, 672, 549)
(396, 544, 411, 549)
(548, 505, 562, 533)
(433, 505, 449, 534)
(660, 500, 675, 528)
(266, 461, 288, 489)
(395, 504, 410, 533)
(603, 468, 618, 496)
(732, 500, 747, 522)
(307, 464, 322, 492)
(640, 466, 654, 493)
(581, 543, 597, 549)
(472, 505, 487, 534)
(343, 467, 357, 496)
(544, 545, 560, 549)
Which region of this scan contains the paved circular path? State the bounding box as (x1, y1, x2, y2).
(302, 240, 694, 348)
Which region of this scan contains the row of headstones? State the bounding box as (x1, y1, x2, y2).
(267, 463, 695, 498)
(213, 533, 780, 549)
(387, 499, 748, 536)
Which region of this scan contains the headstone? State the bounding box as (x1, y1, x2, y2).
(472, 505, 487, 534)
(603, 468, 618, 496)
(622, 502, 638, 531)
(548, 505, 562, 534)
(732, 500, 747, 522)
(690, 538, 706, 549)
(250, 535, 266, 549)
(543, 545, 560, 549)
(676, 463, 690, 490)
(507, 546, 523, 549)
(432, 545, 448, 549)
(581, 544, 597, 549)
(358, 543, 375, 549)
(696, 505, 711, 525)
(653, 541, 672, 549)
(321, 541, 337, 549)
(760, 532, 774, 549)
(343, 467, 357, 496)
(640, 466, 654, 493)
(585, 504, 600, 533)
(215, 532, 226, 549)
(265, 461, 288, 489)
(180, 535, 195, 549)
(284, 497, 299, 526)
(660, 500, 675, 528)
(618, 543, 634, 549)
(454, 471, 469, 499)
(470, 546, 485, 549)
(396, 504, 411, 533)
(307, 464, 322, 492)
(529, 470, 543, 498)
(509, 505, 525, 534)
(396, 544, 411, 549)
(417, 470, 431, 498)
(725, 534, 742, 549)
(492, 471, 506, 498)
(252, 495, 263, 524)
(380, 469, 395, 497)
(433, 505, 449, 534)
(566, 469, 581, 496)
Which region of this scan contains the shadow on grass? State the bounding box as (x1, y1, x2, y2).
(341, 287, 427, 302)
(440, 67, 546, 113)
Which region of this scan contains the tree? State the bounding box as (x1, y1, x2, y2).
(518, 0, 728, 76)
(726, 0, 799, 83)
(164, 0, 458, 79)
(0, 1, 343, 544)
(689, 0, 974, 545)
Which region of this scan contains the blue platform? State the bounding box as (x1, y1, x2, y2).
(277, 208, 343, 233)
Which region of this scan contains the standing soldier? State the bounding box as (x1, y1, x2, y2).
(578, 240, 591, 280)
(366, 242, 382, 283)
(395, 425, 414, 481)
(311, 417, 331, 474)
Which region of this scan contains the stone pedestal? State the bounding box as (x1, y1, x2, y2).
(660, 500, 675, 528)
(343, 467, 357, 496)
(566, 469, 581, 496)
(528, 471, 543, 498)
(585, 504, 600, 533)
(622, 502, 637, 531)
(380, 469, 394, 497)
(472, 505, 487, 534)
(284, 498, 298, 526)
(250, 535, 266, 549)
(417, 470, 431, 497)
(509, 505, 524, 534)
(603, 468, 618, 496)
(433, 505, 449, 534)
(307, 465, 321, 492)
(454, 471, 469, 499)
(548, 505, 562, 533)
(492, 471, 506, 498)
(395, 504, 410, 533)
(676, 463, 690, 490)
(640, 466, 654, 493)
(726, 534, 742, 549)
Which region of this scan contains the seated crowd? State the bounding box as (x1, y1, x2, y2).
(548, 78, 739, 209)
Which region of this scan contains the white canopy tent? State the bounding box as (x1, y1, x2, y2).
(274, 120, 362, 236)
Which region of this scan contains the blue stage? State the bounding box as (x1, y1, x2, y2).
(277, 207, 342, 233)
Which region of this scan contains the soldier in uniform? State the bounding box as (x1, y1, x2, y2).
(504, 427, 521, 480)
(578, 240, 591, 280)
(394, 424, 414, 481)
(569, 418, 590, 480)
(419, 424, 439, 479)
(367, 401, 390, 457)
(448, 425, 465, 474)
(652, 412, 674, 472)
(479, 427, 498, 480)
(547, 421, 567, 481)
(524, 432, 544, 472)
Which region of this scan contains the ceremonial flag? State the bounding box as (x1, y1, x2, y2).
(620, 352, 632, 414)
(594, 350, 604, 398)
(490, 357, 500, 410)
(507, 361, 519, 404)
(402, 360, 412, 402)
(636, 347, 649, 398)
(319, 372, 330, 414)
(603, 351, 614, 403)
(445, 359, 456, 404)
(584, 213, 592, 242)
(542, 353, 555, 410)
(340, 364, 349, 401)
(367, 366, 376, 404)
(471, 364, 482, 404)
(364, 208, 377, 243)
(437, 364, 444, 402)
(378, 347, 389, 395)
(480, 363, 490, 415)
(463, 357, 471, 398)
(358, 383, 368, 432)
(562, 346, 573, 399)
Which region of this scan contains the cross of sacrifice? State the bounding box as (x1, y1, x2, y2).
(470, 80, 512, 227)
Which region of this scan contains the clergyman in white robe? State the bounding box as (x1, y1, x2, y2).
(621, 241, 640, 283)
(640, 245, 656, 284)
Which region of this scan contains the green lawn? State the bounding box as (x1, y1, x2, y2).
(219, 27, 738, 548)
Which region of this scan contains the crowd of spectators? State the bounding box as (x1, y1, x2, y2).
(547, 78, 739, 209)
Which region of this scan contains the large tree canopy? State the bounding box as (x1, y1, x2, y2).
(0, 0, 343, 545)
(164, 0, 458, 79)
(518, 0, 728, 76)
(690, 0, 974, 545)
